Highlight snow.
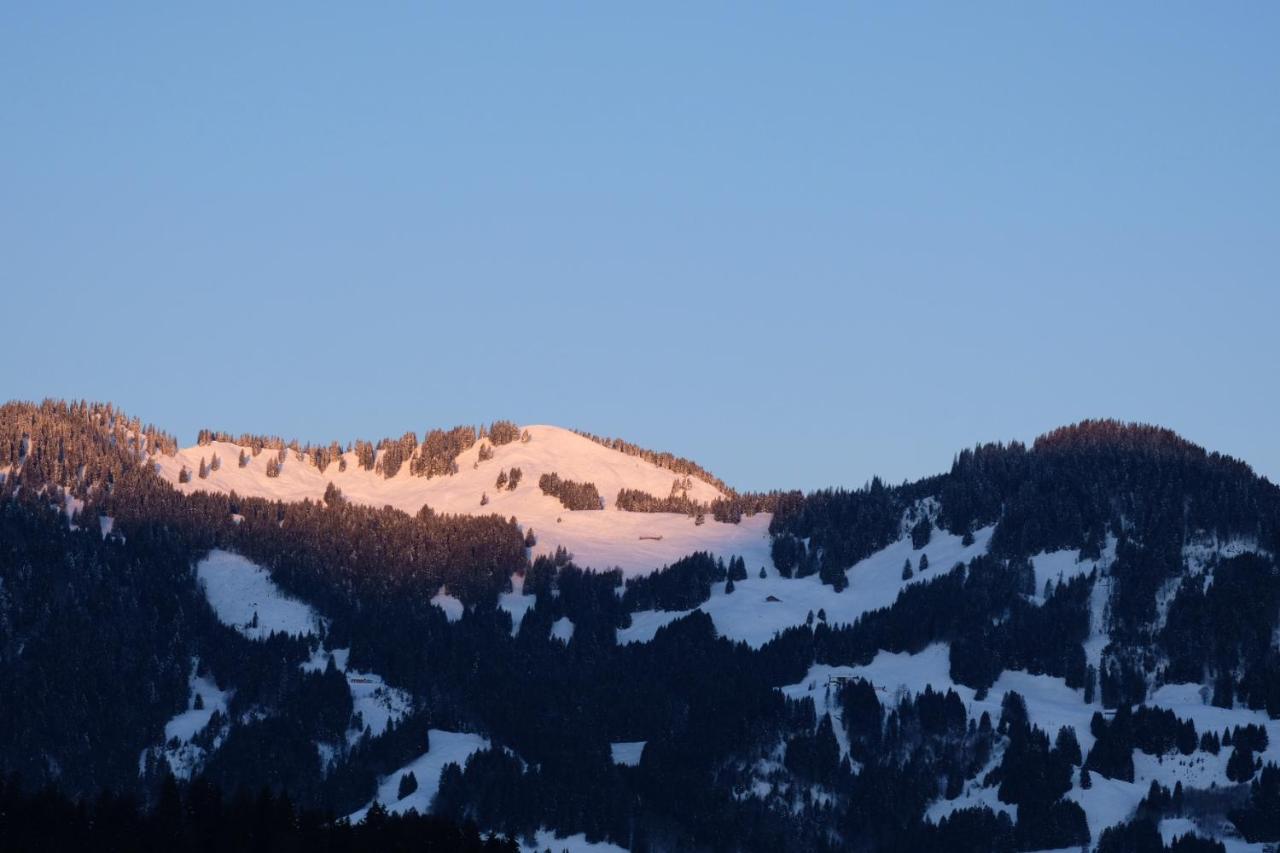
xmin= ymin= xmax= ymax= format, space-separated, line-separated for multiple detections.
xmin=197 ymin=549 xmax=324 ymax=640
xmin=147 ymin=661 xmax=232 ymax=780
xmin=1031 ymin=537 xmax=1114 ymax=601
xmin=521 ymin=830 xmax=629 ymax=853
xmin=1160 ymin=818 xmax=1264 ymax=853
xmin=550 ymin=616 xmax=575 ymax=643
xmin=619 ymin=526 xmax=994 ymax=649
xmin=157 ymin=426 xmax=770 ymax=576
xmin=499 ymin=574 xmax=535 ymax=634
xmin=431 ymin=590 xmax=465 ymax=623
xmin=301 ymin=648 xmax=412 ymax=742
xmin=349 ymin=729 xmax=491 ymax=821
xmin=1184 ymin=534 xmax=1269 ymax=575
xmin=198 ymin=554 xmax=410 ymax=746
xmin=165 ymin=672 xmax=229 ymax=742
xmin=610 ymin=741 xmax=645 ymax=767
xmin=787 ymin=640 xmax=1280 ymax=845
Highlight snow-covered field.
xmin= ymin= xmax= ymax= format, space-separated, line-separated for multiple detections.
xmin=610 ymin=741 xmax=646 ymax=767
xmin=349 ymin=729 xmax=491 ymax=821
xmin=197 ymin=549 xmax=324 ymax=640
xmin=149 ymin=661 xmax=232 ymax=779
xmin=780 ymin=639 xmax=1280 ymax=849
xmin=158 ymin=425 xmax=770 ymax=575
xmin=619 ymin=525 xmax=994 ymax=649
xmin=196 ymin=552 xmax=411 ymax=746
xmin=521 ymin=830 xmax=629 ymax=853
xmin=301 ymin=647 xmax=412 ymax=742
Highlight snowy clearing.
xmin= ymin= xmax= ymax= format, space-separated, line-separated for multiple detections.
xmin=349 ymin=729 xmax=491 ymax=821
xmin=610 ymin=741 xmax=645 ymax=767
xmin=619 ymin=526 xmax=994 ymax=649
xmin=521 ymin=830 xmax=629 ymax=853
xmin=197 ymin=550 xmax=324 ymax=640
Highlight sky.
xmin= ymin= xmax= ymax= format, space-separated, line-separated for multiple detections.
xmin=2 ymin=3 xmax=1277 ymax=492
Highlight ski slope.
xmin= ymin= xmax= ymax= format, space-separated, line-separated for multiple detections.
xmin=158 ymin=425 xmax=767 ymax=575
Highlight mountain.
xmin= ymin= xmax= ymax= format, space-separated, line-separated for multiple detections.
xmin=160 ymin=423 xmax=766 ymax=576
xmin=1 ymin=399 xmax=1278 ymax=852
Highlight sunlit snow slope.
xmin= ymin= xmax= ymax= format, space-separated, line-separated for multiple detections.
xmin=158 ymin=425 xmax=767 ymax=575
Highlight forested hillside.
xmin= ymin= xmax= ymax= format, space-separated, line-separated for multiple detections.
xmin=2 ymin=400 xmax=1278 ymax=851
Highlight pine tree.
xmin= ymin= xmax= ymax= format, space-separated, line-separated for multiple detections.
xmin=210 ymin=452 xmax=221 ymax=471
xmin=397 ymin=770 xmax=419 ymax=800
xmin=1227 ymin=745 xmax=1256 ymax=782
xmin=902 ymin=559 xmax=914 ymax=580
xmin=194 ymin=693 xmax=204 ymax=711
xmin=496 ymin=470 xmax=508 ymax=490
xmin=919 ymin=553 xmax=929 ymax=571
xmin=480 ymin=492 xmax=489 ymax=506
xmin=725 ymin=576 xmax=735 ymax=594
xmin=266 ymin=456 xmax=281 ymax=478
xmin=759 ymin=566 xmax=767 ymax=579
xmin=198 ymin=457 xmax=209 ymax=479
xmin=1079 ymin=766 xmax=1092 ymax=789
xmin=1055 ymin=726 xmax=1082 ymax=766
xmin=524 ymin=528 xmax=536 ymax=548
xmin=238 ymin=449 xmax=249 ymax=468
xmin=178 ymin=466 xmax=191 ymax=483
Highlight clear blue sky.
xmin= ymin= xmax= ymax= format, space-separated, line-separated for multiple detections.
xmin=3 ymin=3 xmax=1277 ymax=492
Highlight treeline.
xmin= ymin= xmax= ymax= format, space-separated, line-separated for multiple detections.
xmin=942 ymin=419 xmax=1280 ymax=558
xmin=0 ymin=399 xmax=177 ymax=487
xmin=538 ymin=473 xmax=602 ymax=511
xmin=0 ymin=773 xmax=517 ymax=853
xmin=768 ymin=476 xmax=939 ymax=591
xmin=614 ymin=481 xmax=798 ymax=526
xmin=615 ymin=486 xmax=707 ymax=516
xmin=571 ymin=428 xmax=733 ymax=495
xmin=194 ymin=420 xmax=530 ymax=481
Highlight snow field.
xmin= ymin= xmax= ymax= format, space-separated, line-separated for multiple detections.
xmin=348 ymin=730 xmax=491 ymax=821
xmin=619 ymin=526 xmax=995 ymax=649
xmin=158 ymin=425 xmax=771 ymax=576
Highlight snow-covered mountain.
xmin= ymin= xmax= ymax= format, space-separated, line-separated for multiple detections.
xmin=4 ymin=402 xmax=1280 ymax=852
xmin=156 ymin=424 xmax=770 ymax=576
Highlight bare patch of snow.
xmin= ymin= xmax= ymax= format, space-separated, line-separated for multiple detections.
xmin=431 ymin=590 xmax=465 ymax=623
xmin=610 ymin=741 xmax=645 ymax=767
xmin=521 ymin=830 xmax=629 ymax=853
xmin=348 ymin=729 xmax=490 ymax=821
xmin=551 ymin=616 xmax=575 ymax=643
xmin=197 ymin=550 xmax=324 ymax=640
xmin=499 ymin=573 xmax=535 ymax=634
xmin=620 ymin=526 xmax=994 ymax=649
